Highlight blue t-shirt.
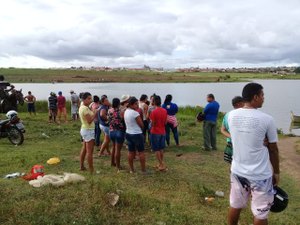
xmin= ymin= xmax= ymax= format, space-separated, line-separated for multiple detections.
xmin=99 ymin=105 xmax=109 ymax=126
xmin=162 ymin=102 xmax=178 ymax=116
xmin=204 ymin=101 xmax=220 ymax=122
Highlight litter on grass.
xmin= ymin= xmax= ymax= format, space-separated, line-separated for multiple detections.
xmin=47 ymin=157 xmax=60 ymax=165
xmin=4 ymin=172 xmax=25 ymax=179
xmin=106 ymin=193 xmax=119 ymax=206
xmin=29 ymin=173 xmax=85 ymax=188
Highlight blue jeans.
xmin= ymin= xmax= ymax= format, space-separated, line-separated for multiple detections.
xmin=125 ymin=133 xmax=144 ymax=152
xmin=150 ymin=134 xmax=166 ymax=151
xmin=165 ymin=123 xmax=179 ymax=145
xmin=94 ymin=121 xmax=101 ymax=146
xmin=109 ymin=130 xmax=125 ymax=144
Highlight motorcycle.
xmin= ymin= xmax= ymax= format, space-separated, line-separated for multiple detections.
xmin=0 ymin=110 xmax=25 ymax=145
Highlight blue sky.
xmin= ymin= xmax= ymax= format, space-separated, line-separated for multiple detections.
xmin=0 ymin=0 xmax=300 ymax=68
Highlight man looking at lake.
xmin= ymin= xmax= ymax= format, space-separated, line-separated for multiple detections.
xmin=227 ymin=83 xmax=280 ymax=225
xmin=24 ymin=91 xmax=36 ymax=115
xmin=202 ymin=94 xmax=220 ymax=151
xmin=70 ymin=90 xmax=80 ymax=121
xmin=57 ymin=91 xmax=67 ymax=123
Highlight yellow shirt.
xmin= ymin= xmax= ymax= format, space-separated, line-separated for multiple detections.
xmin=79 ymin=105 xmax=95 ymax=129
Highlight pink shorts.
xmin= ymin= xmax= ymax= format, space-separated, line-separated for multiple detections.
xmin=230 ymin=173 xmax=274 ymax=220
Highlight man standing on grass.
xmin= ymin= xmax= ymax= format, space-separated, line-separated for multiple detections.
xmin=227 ymin=83 xmax=280 ymax=225
xmin=70 ymin=90 xmax=80 ymax=121
xmin=150 ymin=95 xmax=168 ymax=171
xmin=24 ymin=91 xmax=36 ymax=115
xmin=203 ymin=93 xmax=220 ymax=151
xmin=57 ymin=91 xmax=67 ymax=123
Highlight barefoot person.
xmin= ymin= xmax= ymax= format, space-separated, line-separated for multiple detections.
xmin=108 ymin=98 xmax=126 ymax=171
xmin=79 ymin=92 xmax=97 ymax=173
xmin=124 ymin=97 xmax=146 ymax=173
xmin=150 ymin=95 xmax=168 ymax=171
xmin=57 ymin=91 xmax=67 ymax=123
xmin=227 ymin=83 xmax=280 ymax=225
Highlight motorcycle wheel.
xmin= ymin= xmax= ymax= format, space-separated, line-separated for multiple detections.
xmin=8 ymin=127 xmax=24 ymax=145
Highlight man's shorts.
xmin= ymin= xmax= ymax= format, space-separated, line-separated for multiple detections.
xmin=27 ymin=103 xmax=35 ymax=112
xmin=58 ymin=107 xmax=67 ymax=114
xmin=150 ymin=134 xmax=166 ymax=151
xmin=80 ymin=128 xmax=95 ymax=142
xmin=125 ymin=133 xmax=144 ymax=152
xmin=100 ymin=124 xmax=110 ymax=136
xmin=109 ymin=130 xmax=125 ymax=144
xmin=230 ymin=173 xmax=274 ymax=220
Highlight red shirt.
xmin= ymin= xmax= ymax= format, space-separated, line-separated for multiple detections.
xmin=57 ymin=95 xmax=66 ymax=109
xmin=150 ymin=107 xmax=167 ymax=135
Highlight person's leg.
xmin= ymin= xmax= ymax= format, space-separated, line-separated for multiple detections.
xmin=165 ymin=124 xmax=171 ymax=146
xmin=171 ymin=126 xmax=179 ymax=146
xmin=57 ymin=109 xmax=62 ymax=122
xmin=115 ymin=143 xmax=123 ymax=169
xmin=228 ymin=207 xmax=242 ymax=225
xmin=138 ymin=152 xmax=146 ymax=172
xmin=253 ymin=218 xmax=268 ymax=225
xmin=203 ymin=121 xmax=211 ymax=150
xmin=211 ymin=122 xmax=217 ymax=150
xmin=63 ymin=107 xmax=67 ymax=122
xmin=99 ymin=130 xmax=110 ymax=156
xmin=48 ymin=109 xmax=52 ymax=122
xmin=128 ymin=151 xmax=135 ymax=172
xmin=111 ymin=142 xmax=116 ymax=167
xmin=32 ymin=104 xmax=36 ymax=115
xmin=94 ymin=122 xmax=100 ymax=147
xmin=86 ymin=140 xmax=95 ymax=173
xmin=80 ymin=142 xmax=87 ymax=170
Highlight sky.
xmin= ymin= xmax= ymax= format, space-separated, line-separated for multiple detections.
xmin=1 ymin=0 xmax=300 ymax=68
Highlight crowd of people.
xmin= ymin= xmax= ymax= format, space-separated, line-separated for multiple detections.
xmin=1 ymin=74 xmax=281 ymax=224
xmin=78 ymin=93 xmax=180 ymax=174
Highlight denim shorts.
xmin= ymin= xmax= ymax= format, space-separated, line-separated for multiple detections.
xmin=125 ymin=133 xmax=144 ymax=152
xmin=109 ymin=130 xmax=125 ymax=144
xmin=150 ymin=134 xmax=166 ymax=151
xmin=80 ymin=129 xmax=95 ymax=142
xmin=100 ymin=124 xmax=110 ymax=136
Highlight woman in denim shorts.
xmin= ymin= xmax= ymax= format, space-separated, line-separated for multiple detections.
xmin=108 ymin=98 xmax=126 ymax=171
xmin=124 ymin=97 xmax=146 ymax=173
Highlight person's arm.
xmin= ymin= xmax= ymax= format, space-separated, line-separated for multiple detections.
xmin=24 ymin=95 xmax=28 ymax=102
xmin=268 ymin=143 xmax=280 ymax=186
xmin=136 ymin=115 xmax=144 ymax=130
xmin=84 ymin=111 xmax=96 ymax=124
xmin=203 ymin=104 xmax=210 ymax=114
xmin=100 ymin=108 xmax=108 ymax=121
xmin=33 ymin=96 xmax=36 ymax=102
xmin=220 ymin=124 xmax=231 ymax=138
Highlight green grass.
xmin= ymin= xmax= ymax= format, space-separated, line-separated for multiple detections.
xmin=0 ymin=108 xmax=299 ymax=225
xmin=1 ymin=68 xmax=300 ymax=83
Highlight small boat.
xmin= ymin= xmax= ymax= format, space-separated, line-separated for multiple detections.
xmin=291 ymin=111 xmax=300 ymax=123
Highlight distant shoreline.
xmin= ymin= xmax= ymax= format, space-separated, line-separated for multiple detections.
xmin=1 ymin=68 xmax=300 ymax=83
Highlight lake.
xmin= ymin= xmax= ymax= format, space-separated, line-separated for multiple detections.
xmin=14 ymin=80 xmax=300 ymax=135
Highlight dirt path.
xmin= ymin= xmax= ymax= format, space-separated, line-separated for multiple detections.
xmin=278 ymin=137 xmax=300 ymax=186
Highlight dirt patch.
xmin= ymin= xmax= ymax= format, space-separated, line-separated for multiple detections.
xmin=278 ymin=137 xmax=300 ymax=185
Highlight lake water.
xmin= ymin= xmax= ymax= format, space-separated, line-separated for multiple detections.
xmin=14 ymin=80 xmax=300 ymax=135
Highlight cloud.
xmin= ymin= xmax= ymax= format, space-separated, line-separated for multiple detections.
xmin=0 ymin=0 xmax=300 ymax=68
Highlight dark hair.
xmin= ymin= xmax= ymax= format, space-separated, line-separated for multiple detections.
xmin=112 ymin=98 xmax=120 ymax=108
xmin=128 ymin=96 xmax=138 ymax=106
xmin=28 ymin=91 xmax=32 ymax=94
xmin=242 ymin=83 xmax=263 ymax=102
xmin=0 ymin=75 xmax=4 ymax=81
xmin=93 ymin=95 xmax=100 ymax=103
xmin=101 ymin=95 xmax=107 ymax=104
xmin=231 ymin=96 xmax=244 ymax=106
xmin=140 ymin=94 xmax=148 ymax=101
xmin=82 ymin=92 xmax=92 ymax=100
xmin=207 ymin=94 xmax=215 ymax=100
xmin=164 ymin=94 xmax=172 ymax=104
xmin=154 ymin=95 xmax=161 ymax=106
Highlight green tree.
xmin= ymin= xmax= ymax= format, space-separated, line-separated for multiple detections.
xmin=294 ymin=67 xmax=300 ymax=73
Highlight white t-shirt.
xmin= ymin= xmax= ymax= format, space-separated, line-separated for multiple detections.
xmin=228 ymin=108 xmax=278 ymax=180
xmin=124 ymin=108 xmax=142 ymax=134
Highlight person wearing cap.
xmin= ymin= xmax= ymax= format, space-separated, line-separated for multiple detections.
xmin=48 ymin=92 xmax=58 ymax=123
xmin=227 ymin=83 xmax=280 ymax=225
xmin=70 ymin=90 xmax=80 ymax=121
xmin=57 ymin=91 xmax=67 ymax=123
xmin=120 ymin=94 xmax=130 ymax=113
xmin=220 ymin=96 xmax=244 ymax=164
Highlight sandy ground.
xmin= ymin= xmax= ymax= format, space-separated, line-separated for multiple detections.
xmin=278 ymin=137 xmax=300 ymax=186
